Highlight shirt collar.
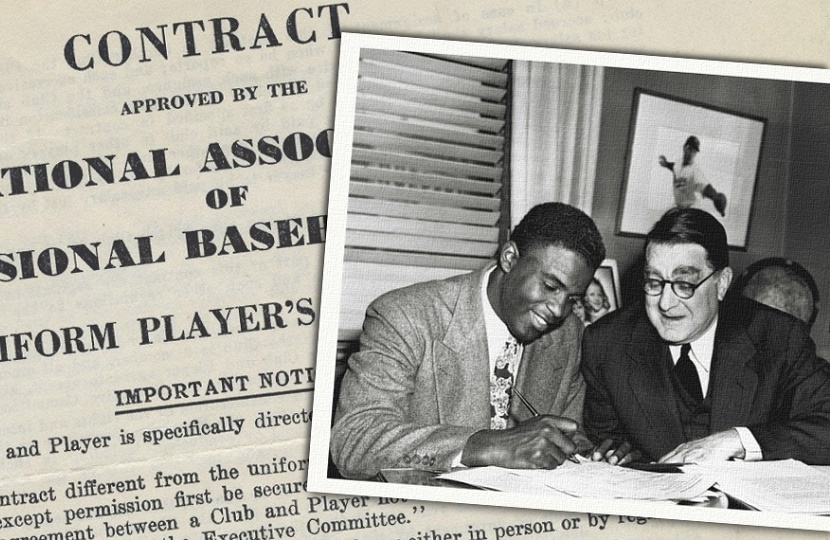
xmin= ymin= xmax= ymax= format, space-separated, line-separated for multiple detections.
xmin=669 ymin=315 xmax=718 ymax=371
xmin=481 ymin=266 xmax=516 ymax=358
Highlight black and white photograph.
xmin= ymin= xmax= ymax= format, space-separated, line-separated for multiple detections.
xmin=309 ymin=34 xmax=830 ymax=531
xmin=576 ymin=260 xmax=621 ymax=326
xmin=618 ymin=89 xmax=766 ymax=248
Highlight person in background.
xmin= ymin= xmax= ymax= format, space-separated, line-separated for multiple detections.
xmin=331 ymin=203 xmax=606 ymax=479
xmin=582 ymin=207 xmax=830 ymax=466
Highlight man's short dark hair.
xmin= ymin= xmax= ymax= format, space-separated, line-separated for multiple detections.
xmin=685 ymin=136 xmax=700 ymax=152
xmin=510 ymin=202 xmax=606 ymax=270
xmin=646 ymin=207 xmax=729 ymax=270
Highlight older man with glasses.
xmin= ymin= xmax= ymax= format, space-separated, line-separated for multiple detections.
xmin=580 ymin=207 xmax=830 ymax=465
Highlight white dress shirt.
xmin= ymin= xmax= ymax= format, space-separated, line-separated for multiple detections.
xmin=481 ymin=267 xmax=524 ymax=380
xmin=453 ymin=267 xmax=524 ymax=467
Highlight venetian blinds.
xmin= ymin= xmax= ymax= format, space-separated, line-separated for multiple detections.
xmin=345 ymin=49 xmax=510 ymax=271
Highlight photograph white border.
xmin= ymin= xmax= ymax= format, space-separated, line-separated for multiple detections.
xmin=308 ymin=32 xmax=830 ymax=532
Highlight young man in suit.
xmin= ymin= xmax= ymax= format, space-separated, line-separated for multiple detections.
xmin=331 ymin=203 xmax=606 ymax=479
xmin=582 ymin=207 xmax=830 ymax=465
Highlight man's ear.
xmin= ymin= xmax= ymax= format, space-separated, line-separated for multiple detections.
xmin=498 ymin=241 xmax=520 ymax=274
xmin=716 ymin=267 xmax=733 ymax=301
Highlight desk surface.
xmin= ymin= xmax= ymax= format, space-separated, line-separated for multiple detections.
xmin=379 ymin=463 xmax=830 ymax=512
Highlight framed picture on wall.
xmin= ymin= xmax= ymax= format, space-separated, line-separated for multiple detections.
xmin=578 ymin=259 xmax=621 ymax=326
xmin=617 ymin=88 xmax=766 ymax=249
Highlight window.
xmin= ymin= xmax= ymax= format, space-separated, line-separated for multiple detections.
xmin=340 ymin=49 xmax=511 ymax=339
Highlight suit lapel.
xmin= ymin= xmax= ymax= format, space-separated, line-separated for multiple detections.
xmin=434 ymin=270 xmax=490 ymax=430
xmin=513 ymin=331 xmax=567 ymax=423
xmin=709 ymin=319 xmax=759 ymax=433
xmin=626 ymin=317 xmax=685 ymax=449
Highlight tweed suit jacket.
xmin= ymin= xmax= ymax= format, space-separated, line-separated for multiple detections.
xmin=331 ymin=268 xmax=586 ymax=479
xmin=582 ymin=296 xmax=830 ymax=464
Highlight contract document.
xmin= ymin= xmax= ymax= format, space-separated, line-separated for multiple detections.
xmin=439 ymin=460 xmax=716 ymax=501
xmin=685 ymin=460 xmax=830 ymax=514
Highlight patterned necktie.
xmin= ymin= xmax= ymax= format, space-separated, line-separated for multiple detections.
xmin=675 ymin=343 xmax=703 ymax=403
xmin=490 ymin=337 xmax=521 ymax=429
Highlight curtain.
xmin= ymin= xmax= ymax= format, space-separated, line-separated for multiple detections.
xmin=510 ymin=62 xmax=604 ymax=225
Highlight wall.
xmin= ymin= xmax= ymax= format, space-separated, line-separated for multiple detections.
xmin=590 ymin=67 xmax=829 ymax=357
xmin=786 ymin=82 xmax=830 ymax=358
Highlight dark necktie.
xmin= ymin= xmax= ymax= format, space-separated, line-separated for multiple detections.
xmin=675 ymin=343 xmax=703 ymax=403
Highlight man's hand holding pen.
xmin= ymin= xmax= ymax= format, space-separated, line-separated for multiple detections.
xmin=511 ymin=386 xmax=580 ymax=464
xmin=460 ymin=387 xmax=582 ymax=469
xmin=461 ymin=415 xmax=581 ymax=469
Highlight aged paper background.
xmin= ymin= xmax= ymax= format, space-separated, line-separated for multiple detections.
xmin=1 ymin=1 xmax=828 ymax=539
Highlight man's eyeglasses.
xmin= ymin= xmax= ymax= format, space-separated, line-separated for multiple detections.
xmin=643 ymin=271 xmax=717 ymax=300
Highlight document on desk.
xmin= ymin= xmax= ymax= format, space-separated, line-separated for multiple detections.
xmin=439 ymin=461 xmax=715 ymax=501
xmin=438 ymin=467 xmax=567 ymax=496
xmin=687 ymin=460 xmax=830 ymax=514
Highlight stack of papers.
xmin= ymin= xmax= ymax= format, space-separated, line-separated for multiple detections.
xmin=439 ymin=459 xmax=830 ymax=513
xmin=684 ymin=459 xmax=830 ymax=514
xmin=439 ymin=466 xmax=568 ymax=497
xmin=439 ymin=459 xmax=716 ymax=501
